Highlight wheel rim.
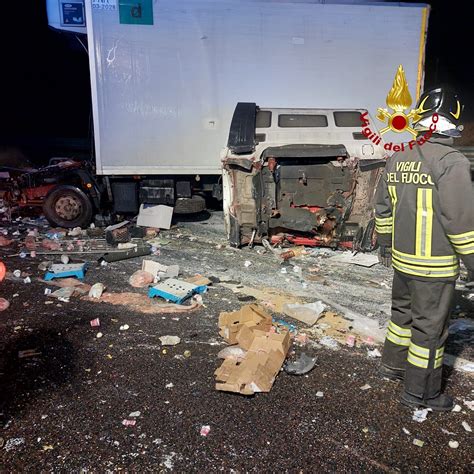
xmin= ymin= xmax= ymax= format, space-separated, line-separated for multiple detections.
xmin=54 ymin=195 xmax=83 ymax=221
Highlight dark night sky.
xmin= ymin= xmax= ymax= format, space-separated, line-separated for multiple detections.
xmin=1 ymin=0 xmax=473 ymax=162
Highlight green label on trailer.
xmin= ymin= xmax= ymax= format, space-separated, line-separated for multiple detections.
xmin=119 ymin=0 xmax=153 ymax=25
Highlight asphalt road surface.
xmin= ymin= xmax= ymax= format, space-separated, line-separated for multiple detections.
xmin=0 ymin=212 xmax=472 ymax=471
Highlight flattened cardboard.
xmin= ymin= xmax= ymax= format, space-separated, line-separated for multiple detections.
xmin=215 ymin=306 xmax=290 ymax=395
xmin=137 ymin=204 xmax=173 ymax=229
xmin=218 ymin=304 xmax=272 ymax=345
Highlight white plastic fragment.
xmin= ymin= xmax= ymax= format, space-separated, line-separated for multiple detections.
xmin=413 ymin=438 xmax=424 ymax=447
xmin=4 ymin=437 xmax=25 ymax=451
xmin=402 ymin=428 xmax=410 ymax=435
xmin=244 ymin=260 xmax=252 ymax=267
xmin=316 ymin=391 xmax=324 ymax=398
xmin=129 ymin=411 xmax=141 ymax=417
xmin=159 ymin=335 xmax=181 ymax=346
xmin=360 ymin=384 xmax=372 ymax=391
xmin=119 ymin=325 xmax=130 ymax=331
xmin=452 ymin=404 xmax=462 ymax=412
xmin=13 ymin=269 xmax=21 ymax=278
xmin=165 ymin=383 xmax=174 ymax=389
xmin=96 ymin=332 xmax=103 ymax=338
xmin=367 ymin=348 xmax=382 ymax=358
xmin=88 ymin=283 xmax=105 ymax=299
xmin=448 ymin=440 xmax=459 ymax=449
xmin=463 ymin=400 xmax=474 ymax=411
xmin=412 ymin=408 xmax=431 ymax=423
xmin=462 ymin=421 xmax=472 ymax=432
xmin=441 ymin=428 xmax=455 ymax=435
xmin=60 ymin=255 xmax=70 ymax=264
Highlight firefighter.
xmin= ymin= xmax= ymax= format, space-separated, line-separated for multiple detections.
xmin=375 ymin=86 xmax=474 ymax=411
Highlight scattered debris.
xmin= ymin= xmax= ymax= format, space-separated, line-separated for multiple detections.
xmin=129 ymin=270 xmax=154 ymax=288
xmin=463 ymin=400 xmax=474 ymax=411
xmin=165 ymin=382 xmax=174 ymax=389
xmin=0 ymin=298 xmax=10 ymax=311
xmin=402 ymin=428 xmax=410 ymax=435
xmin=49 ymin=287 xmax=75 ymax=302
xmin=4 ymin=438 xmax=25 ymax=452
xmin=412 ymin=408 xmax=431 ymax=423
xmin=83 ymin=292 xmax=200 ymax=314
xmin=96 ymin=332 xmax=103 ymax=338
xmin=282 ymin=301 xmax=326 ymax=326
xmin=200 ymin=425 xmax=211 ymax=437
xmin=448 ymin=440 xmax=459 ymax=449
xmin=119 ymin=324 xmax=130 ymax=331
xmin=90 ymin=318 xmax=100 ymax=327
xmin=217 ymin=346 xmax=247 ymax=361
xmin=142 ymin=260 xmax=179 ymax=280
xmin=461 ymin=421 xmax=472 ymax=432
xmin=412 ymin=438 xmax=424 ymax=447
xmin=122 ymin=419 xmax=136 ymax=427
xmin=329 ymin=252 xmax=380 ymax=267
xmin=183 ymin=350 xmax=191 ymax=358
xmin=129 ymin=411 xmax=141 ymax=417
xmin=244 ymin=260 xmax=252 ymax=267
xmin=219 ymin=305 xmax=272 ymax=345
xmin=159 ymin=335 xmax=181 ymax=346
xmin=316 ymin=391 xmax=324 ymax=398
xmin=284 ymin=353 xmax=317 ymax=375
xmin=149 ymin=278 xmax=207 ymax=304
xmin=18 ymin=349 xmax=41 ymax=358
xmin=137 ymin=204 xmax=173 ymax=229
xmin=441 ymin=428 xmax=455 ymax=435
xmin=346 ymin=335 xmax=356 ymax=347
xmin=88 ymin=283 xmax=105 ymax=299
xmin=367 ymin=348 xmax=382 ymax=358
xmin=280 ymin=246 xmax=306 ymax=261
xmin=452 ymin=404 xmax=462 ymax=412
xmin=44 ymin=263 xmax=87 ymax=281
xmin=360 ymin=384 xmax=372 ymax=391
xmin=319 ymin=336 xmax=339 ymax=350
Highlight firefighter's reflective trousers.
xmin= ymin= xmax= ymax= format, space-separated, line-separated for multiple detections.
xmin=382 ymin=271 xmax=455 ymax=398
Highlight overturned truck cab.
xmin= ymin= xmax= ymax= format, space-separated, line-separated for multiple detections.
xmin=222 ymin=103 xmax=387 ymax=251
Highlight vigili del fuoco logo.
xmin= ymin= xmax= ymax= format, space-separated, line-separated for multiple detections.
xmin=360 ymin=65 xmax=438 ymax=152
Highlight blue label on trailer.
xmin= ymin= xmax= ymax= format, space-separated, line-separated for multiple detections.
xmin=61 ymin=2 xmax=86 ymax=26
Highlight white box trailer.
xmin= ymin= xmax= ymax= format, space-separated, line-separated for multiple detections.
xmin=44 ymin=0 xmax=429 ymax=230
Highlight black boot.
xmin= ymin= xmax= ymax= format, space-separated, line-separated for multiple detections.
xmin=379 ymin=364 xmax=405 ymax=381
xmin=400 ymin=391 xmax=454 ymax=412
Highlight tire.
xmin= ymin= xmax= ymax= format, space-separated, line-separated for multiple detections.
xmin=43 ymin=185 xmax=93 ymax=228
xmin=173 ymin=195 xmax=206 ymax=214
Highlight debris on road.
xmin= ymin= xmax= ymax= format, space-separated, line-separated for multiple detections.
xmin=119 ymin=324 xmax=130 ymax=331
xmin=367 ymin=348 xmax=382 ymax=358
xmin=137 ymin=204 xmax=173 ymax=229
xmin=88 ymin=283 xmax=105 ymax=299
xmin=0 ymin=298 xmax=10 ymax=311
xmin=96 ymin=332 xmax=103 ymax=338
xmin=122 ymin=419 xmax=137 ymax=427
xmin=148 ymin=278 xmax=207 ymax=304
xmin=413 ymin=438 xmax=424 ymax=448
xmin=218 ymin=305 xmax=272 ymax=345
xmin=346 ymin=335 xmax=356 ymax=347
xmin=200 ymin=425 xmax=211 ymax=437
xmin=448 ymin=440 xmax=459 ymax=449
xmin=217 ymin=346 xmax=247 ymax=361
xmin=319 ymin=336 xmax=340 ymax=350
xmin=159 ymin=335 xmax=181 ymax=346
xmin=282 ymin=301 xmax=326 ymax=326
xmin=329 ymin=252 xmax=380 ymax=267
xmin=462 ymin=421 xmax=472 ymax=432
xmin=44 ymin=263 xmax=87 ymax=281
xmin=284 ymin=352 xmax=317 ymax=375
xmin=452 ymin=404 xmax=462 ymax=412
xmin=412 ymin=408 xmax=431 ymax=423
xmin=90 ymin=318 xmax=100 ymax=327
xmin=129 ymin=269 xmax=154 ymax=288
xmin=316 ymin=391 xmax=324 ymax=398
xmin=49 ymin=287 xmax=75 ymax=302
xmin=4 ymin=438 xmax=25 ymax=452
xmin=360 ymin=384 xmax=372 ymax=391
xmin=142 ymin=260 xmax=179 ymax=280
xmin=215 ymin=305 xmax=290 ymax=395
xmin=129 ymin=411 xmax=141 ymax=417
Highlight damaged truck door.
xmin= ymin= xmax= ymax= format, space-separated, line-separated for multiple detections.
xmin=222 ymin=103 xmax=387 ymax=250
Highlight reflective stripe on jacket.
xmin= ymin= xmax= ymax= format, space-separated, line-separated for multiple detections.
xmin=374 ymin=140 xmax=474 ymax=280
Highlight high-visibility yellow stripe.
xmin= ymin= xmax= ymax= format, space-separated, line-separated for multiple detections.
xmin=388 ymin=186 xmax=397 ymax=239
xmin=425 ymin=189 xmax=433 ymax=256
xmin=389 ymin=321 xmax=412 ymax=337
xmin=435 ymin=347 xmax=444 ymax=358
xmin=408 ymin=353 xmax=429 ymax=369
xmin=386 ymin=331 xmax=410 ymax=347
xmin=452 ymin=243 xmax=474 ymax=255
xmin=434 ymin=358 xmax=443 ymax=369
xmin=447 ymin=230 xmax=474 ymax=242
xmin=392 ymin=248 xmax=458 ymax=265
xmin=375 ymin=217 xmax=393 ymax=225
xmin=392 ymin=248 xmax=457 ymax=264
xmin=392 ymin=256 xmax=458 ymax=272
xmin=376 ymin=225 xmax=392 ymax=234
xmin=415 ymin=188 xmax=433 ymax=257
xmin=409 ymin=341 xmax=429 ymax=358
xmin=392 ymin=260 xmax=459 ymax=278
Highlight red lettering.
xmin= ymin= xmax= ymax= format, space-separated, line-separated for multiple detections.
xmin=384 ymin=142 xmax=393 ymax=151
xmin=393 ymin=145 xmax=401 ymax=152
xmin=432 ymin=113 xmax=439 ymax=123
xmin=363 ymin=127 xmax=371 ymax=136
xmin=409 ymin=140 xmax=417 ymax=150
xmin=360 ymin=111 xmax=370 ymax=127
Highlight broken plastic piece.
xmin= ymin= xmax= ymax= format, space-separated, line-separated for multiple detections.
xmin=200 ymin=425 xmax=211 ymax=436
xmin=148 ymin=278 xmax=207 ymax=304
xmin=284 ymin=353 xmax=317 ymax=375
xmin=89 ymin=283 xmax=105 ymax=299
xmin=282 ymin=301 xmax=326 ymax=326
xmin=44 ymin=263 xmax=87 ymax=281
xmin=159 ymin=335 xmax=181 ymax=346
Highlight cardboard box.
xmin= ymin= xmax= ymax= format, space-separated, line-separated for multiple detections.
xmin=218 ymin=304 xmax=272 ymax=345
xmin=215 ymin=311 xmax=290 ymax=395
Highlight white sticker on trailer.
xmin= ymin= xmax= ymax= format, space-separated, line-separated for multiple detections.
xmin=92 ymin=0 xmax=117 ymax=10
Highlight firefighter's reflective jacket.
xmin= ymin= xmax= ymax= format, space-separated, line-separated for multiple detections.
xmin=375 ymin=140 xmax=474 ymax=280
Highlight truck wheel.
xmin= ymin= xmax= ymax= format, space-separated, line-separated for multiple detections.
xmin=43 ymin=185 xmax=93 ymax=228
xmin=174 ymin=195 xmax=206 ymax=214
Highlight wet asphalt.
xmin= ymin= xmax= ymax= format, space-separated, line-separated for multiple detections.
xmin=0 ymin=213 xmax=473 ymax=472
